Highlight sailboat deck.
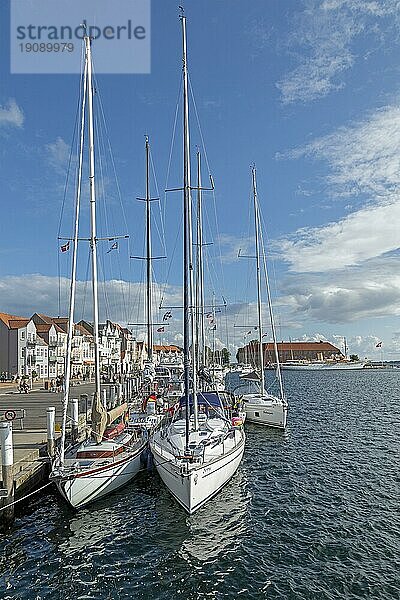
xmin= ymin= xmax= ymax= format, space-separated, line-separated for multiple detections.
xmin=62 ymin=431 xmax=143 ymax=472
xmin=152 ymin=417 xmax=242 ymax=468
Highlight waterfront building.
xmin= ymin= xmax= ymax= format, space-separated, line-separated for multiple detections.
xmin=236 ymin=340 xmax=343 ymax=366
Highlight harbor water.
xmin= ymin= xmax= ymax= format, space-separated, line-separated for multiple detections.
xmin=0 ymin=370 xmax=399 ymax=599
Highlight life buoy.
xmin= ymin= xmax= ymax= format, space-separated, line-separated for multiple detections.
xmin=4 ymin=409 xmax=16 ymax=421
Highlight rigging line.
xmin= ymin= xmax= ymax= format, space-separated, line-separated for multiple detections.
xmin=98 ymin=243 xmax=111 ymax=323
xmin=97 ymin=109 xmax=126 ymax=326
xmin=258 ymin=207 xmax=282 ymax=338
xmin=187 ymin=75 xmax=226 ymax=295
xmin=159 ymin=212 xmax=184 ymax=307
xmin=149 ymin=144 xmax=167 ymax=261
xmin=57 ymin=46 xmax=85 ymax=320
xmin=94 ymin=116 xmax=110 ymax=323
xmin=97 ymin=122 xmax=129 ymax=325
xmin=93 ymin=73 xmax=130 ymax=239
xmin=162 ymin=77 xmax=182 ymax=295
xmin=93 ymin=73 xmax=131 ymax=328
xmin=0 ymin=481 xmax=53 ymax=513
xmin=57 ymin=247 xmax=61 ymax=318
xmin=80 ymin=248 xmax=91 ymax=323
xmin=164 ymin=75 xmax=183 ymax=225
xmin=57 ymin=78 xmax=82 ymax=239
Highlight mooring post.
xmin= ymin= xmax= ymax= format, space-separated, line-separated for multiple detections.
xmin=118 ymin=383 xmax=123 ymax=400
xmin=46 ymin=406 xmax=55 ymax=458
xmin=71 ymin=398 xmax=79 ymax=441
xmin=0 ymin=421 xmax=14 ymax=522
xmin=102 ymin=389 xmax=107 ymax=409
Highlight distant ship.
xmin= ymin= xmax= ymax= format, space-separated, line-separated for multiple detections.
xmin=280 ymin=360 xmax=366 ymax=371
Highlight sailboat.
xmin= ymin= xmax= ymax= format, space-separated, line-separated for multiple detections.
xmin=240 ymin=167 xmax=288 ymax=429
xmin=50 ymin=35 xmax=147 ymax=509
xmin=150 ymin=14 xmax=245 ymax=515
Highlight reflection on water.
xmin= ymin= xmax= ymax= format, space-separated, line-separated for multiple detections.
xmin=0 ymin=370 xmax=399 ymax=599
xmin=179 ymin=469 xmax=250 ymax=563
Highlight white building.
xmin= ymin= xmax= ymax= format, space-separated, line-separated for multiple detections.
xmin=98 ymin=320 xmax=122 ymax=380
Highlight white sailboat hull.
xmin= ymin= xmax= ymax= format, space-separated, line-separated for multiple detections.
xmin=53 ymin=442 xmax=146 ymax=509
xmin=243 ymin=394 xmax=287 ymax=428
xmin=151 ymin=430 xmax=245 ymax=514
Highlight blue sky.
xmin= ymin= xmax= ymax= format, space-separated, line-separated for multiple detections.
xmin=1 ymin=0 xmax=400 ymax=359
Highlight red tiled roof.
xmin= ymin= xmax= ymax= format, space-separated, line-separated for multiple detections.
xmin=0 ymin=312 xmax=28 ymax=327
xmin=35 ymin=324 xmax=52 ymax=333
xmin=154 ymin=345 xmax=182 ymax=352
xmin=9 ymin=319 xmax=30 ymax=330
xmin=34 ymin=313 xmax=54 ymax=325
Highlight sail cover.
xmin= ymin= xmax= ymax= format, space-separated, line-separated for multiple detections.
xmin=179 ymin=392 xmax=223 ymax=409
xmin=91 ymin=391 xmax=107 ymax=443
xmin=106 ymin=402 xmax=128 ymax=426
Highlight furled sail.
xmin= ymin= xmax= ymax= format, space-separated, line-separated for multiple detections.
xmin=91 ymin=391 xmax=107 ymax=443
xmin=106 ymin=402 xmax=128 ymax=426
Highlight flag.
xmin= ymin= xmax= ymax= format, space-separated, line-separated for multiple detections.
xmin=163 ymin=311 xmax=172 ymax=321
xmin=107 ymin=241 xmax=118 ymax=254
xmin=210 ymin=324 xmax=216 ymax=331
xmin=262 ymin=332 xmax=268 ymax=338
xmin=60 ymin=241 xmax=70 ymax=253
xmin=376 ymin=341 xmax=382 ymax=348
xmin=157 ymin=326 xmax=165 ymax=333
xmin=206 ymin=313 xmax=213 ymax=319
xmin=246 ymin=330 xmax=252 ymax=335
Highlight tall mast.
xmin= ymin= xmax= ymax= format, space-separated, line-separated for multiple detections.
xmin=181 ymin=14 xmax=198 ymax=440
xmin=252 ymin=167 xmax=265 ymax=395
xmin=60 ymin=51 xmax=88 ymax=465
xmin=211 ymin=291 xmax=216 ymax=379
xmin=86 ymin=35 xmax=101 ymax=400
xmin=145 ymin=136 xmax=153 ymax=363
xmin=258 ymin=180 xmax=285 ymax=402
xmin=195 ymin=149 xmax=206 ymax=376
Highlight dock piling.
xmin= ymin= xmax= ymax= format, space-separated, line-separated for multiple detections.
xmin=71 ymin=399 xmax=79 ymax=441
xmin=0 ymin=421 xmax=15 ymax=521
xmin=46 ymin=407 xmax=55 ymax=457
xmin=102 ymin=389 xmax=107 ymax=409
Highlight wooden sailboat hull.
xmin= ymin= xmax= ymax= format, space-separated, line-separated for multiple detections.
xmin=53 ymin=442 xmax=146 ymax=509
xmin=150 ymin=429 xmax=245 ymax=515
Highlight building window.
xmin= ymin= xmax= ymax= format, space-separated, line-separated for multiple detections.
xmin=21 ymin=332 xmax=25 ymax=339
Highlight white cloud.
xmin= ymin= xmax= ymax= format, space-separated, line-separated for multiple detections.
xmin=277 ymin=0 xmax=400 ymax=104
xmin=284 ymin=106 xmax=400 ymax=196
xmin=0 ymin=99 xmax=24 ymax=128
xmin=278 ymin=105 xmax=400 ymax=271
xmin=218 ymin=233 xmax=254 ymax=264
xmin=279 ymin=256 xmax=400 ymax=324
xmin=279 ymin=198 xmax=400 ymax=272
xmin=45 ymin=137 xmax=71 ymax=173
xmin=0 ymin=274 xmax=183 ymax=335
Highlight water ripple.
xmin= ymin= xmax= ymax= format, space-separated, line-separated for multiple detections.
xmin=1 ymin=370 xmax=399 ymax=599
